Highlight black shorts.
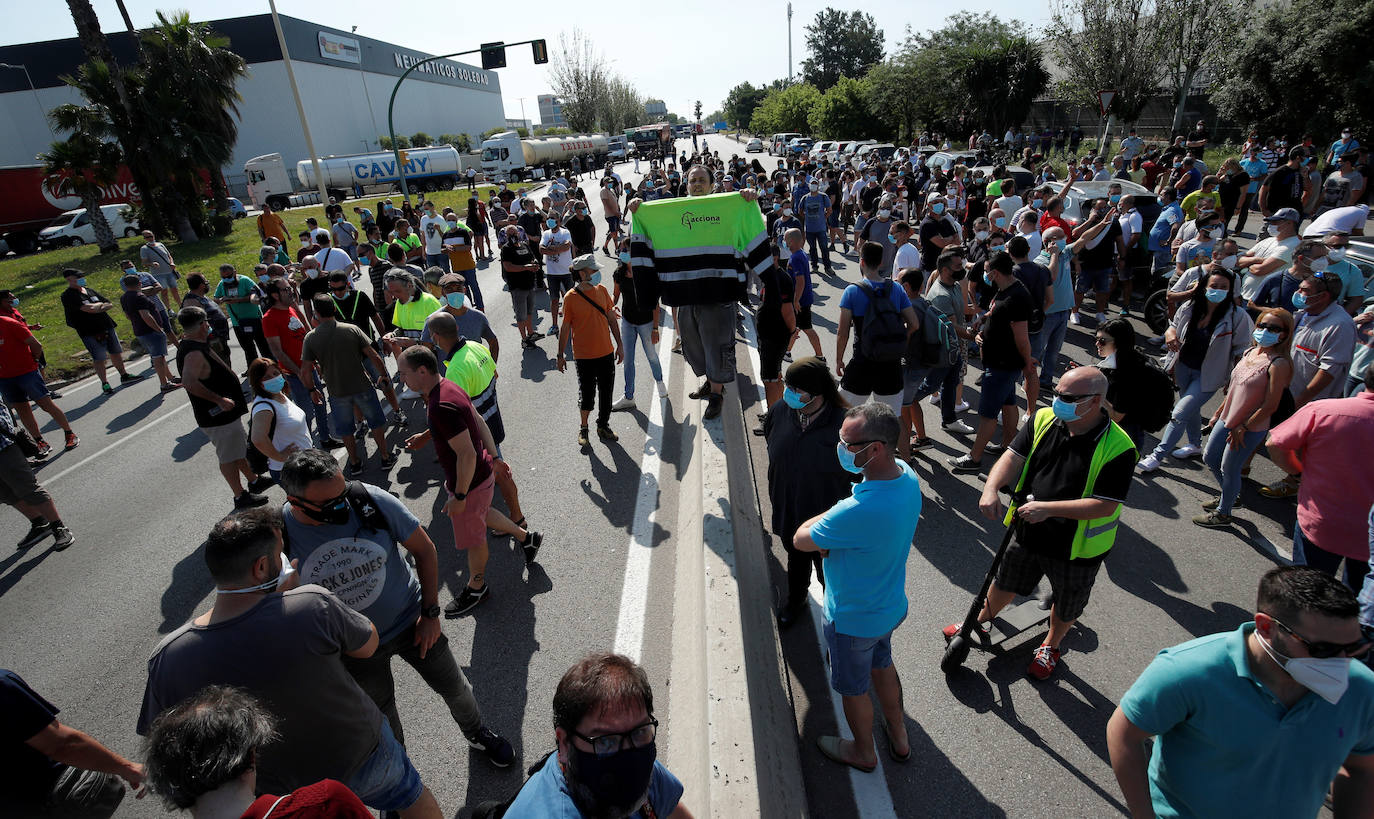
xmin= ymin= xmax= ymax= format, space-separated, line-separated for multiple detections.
xmin=796 ymin=303 xmax=814 ymax=330
xmin=840 ymin=355 xmax=903 ymax=397
xmin=994 ymin=539 xmax=1104 ymax=623
xmin=759 ymin=333 xmax=787 ymax=381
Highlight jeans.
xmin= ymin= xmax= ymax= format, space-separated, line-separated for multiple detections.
xmin=805 ymin=229 xmax=831 ymax=270
xmin=1295 ymin=522 xmax=1371 ymax=593
xmin=1347 ymin=375 xmax=1367 ymax=397
xmin=22 ymin=765 xmax=125 ymax=819
xmin=343 ymin=627 xmax=484 ymax=746
xmin=457 ymin=267 xmax=485 ymax=312
xmin=620 ymin=318 xmax=663 ymax=398
xmin=1202 ymin=424 xmax=1266 ymax=514
xmin=425 ymin=252 xmax=450 ymax=274
xmin=1038 ymin=310 xmax=1070 ymax=387
xmin=284 ymin=371 xmax=333 ymax=440
xmin=1150 ymin=363 xmax=1212 ymax=458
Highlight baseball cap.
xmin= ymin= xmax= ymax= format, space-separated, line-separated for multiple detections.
xmin=1264 ymin=207 xmax=1301 ymax=224
xmin=570 ymin=253 xmax=600 ymax=272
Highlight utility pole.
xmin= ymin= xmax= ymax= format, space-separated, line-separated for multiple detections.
xmin=352 ymin=25 xmax=380 ymax=147
xmin=517 ymin=96 xmax=527 ymax=128
xmin=268 ymin=0 xmax=330 ymax=206
xmin=787 ymin=2 xmax=793 ymax=85
xmin=0 ymin=63 xmax=52 ymax=137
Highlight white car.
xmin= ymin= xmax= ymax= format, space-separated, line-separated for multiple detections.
xmin=745 ymin=138 xmax=764 ymax=153
xmin=38 ymin=204 xmax=137 ymax=249
xmin=809 ymin=140 xmax=838 ymax=161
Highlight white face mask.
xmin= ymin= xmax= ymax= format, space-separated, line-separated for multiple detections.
xmin=1327 ymin=247 xmax=1348 ymax=263
xmin=878 ymin=209 xmax=891 ymax=219
xmin=1100 ymin=352 xmax=1117 ymax=369
xmin=217 ymin=556 xmax=295 ymax=595
xmin=1257 ymin=628 xmax=1352 ymax=705
xmin=1216 ymin=254 xmax=1238 ymax=271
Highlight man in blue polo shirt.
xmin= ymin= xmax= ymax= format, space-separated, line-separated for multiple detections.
xmin=1108 ymin=566 xmax=1374 ymax=818
xmin=795 ymin=402 xmax=922 ymax=773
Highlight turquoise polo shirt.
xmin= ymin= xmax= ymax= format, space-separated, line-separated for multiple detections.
xmin=809 ymin=459 xmax=922 ymax=638
xmin=1120 ymin=623 xmax=1374 ymax=818
xmin=1329 ymin=258 xmax=1366 ymax=304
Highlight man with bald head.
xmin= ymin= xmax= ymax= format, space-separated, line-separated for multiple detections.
xmin=941 ymin=366 xmax=1137 ymax=680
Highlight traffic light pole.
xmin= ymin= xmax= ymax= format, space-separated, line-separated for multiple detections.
xmin=387 ymin=38 xmax=545 ymax=204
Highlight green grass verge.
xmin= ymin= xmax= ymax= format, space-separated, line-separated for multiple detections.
xmin=0 ymin=185 xmax=503 ymax=381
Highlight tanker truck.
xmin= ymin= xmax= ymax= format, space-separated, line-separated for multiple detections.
xmin=479 ymin=132 xmax=608 ymax=182
xmin=243 ymin=146 xmax=463 ymax=211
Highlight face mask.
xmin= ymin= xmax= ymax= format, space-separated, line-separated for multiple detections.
xmin=931 ymin=203 xmax=945 ymax=215
xmin=1216 ymin=255 xmax=1237 ymax=271
xmin=585 ymin=271 xmax=602 ymax=287
xmin=782 ymin=386 xmax=808 ymax=409
xmin=446 ymin=220 xmax=458 ymax=229
xmin=76 ymin=277 xmax=88 ymax=287
xmin=1205 ymin=288 xmax=1228 ymax=303
xmin=809 ymin=184 xmax=819 ymax=192
xmin=988 ymin=245 xmax=1005 ymax=256
xmin=1252 ymin=328 xmax=1280 ymax=347
xmin=566 ymin=742 xmax=658 ymax=818
xmin=1257 ymin=629 xmax=1351 ymax=705
xmin=1051 ymin=396 xmax=1084 ymax=422
xmin=618 ymin=251 xmax=631 ymax=264
xmin=1292 ymin=292 xmax=1309 ymax=309
xmin=994 ymin=217 xmax=1007 ymax=228
xmin=1308 ymin=257 xmax=1329 ymax=273
xmin=546 ymin=219 xmax=557 ymax=229
xmin=1100 ymin=352 xmax=1117 ymax=369
xmin=306 ymin=268 xmax=321 ymax=279
xmin=1055 ymin=239 xmax=1068 ymax=251
xmin=257 ymin=274 xmax=270 ymax=284
xmin=294 ymin=492 xmax=353 ymax=526
xmin=887 ymin=233 xmax=898 ymax=244
xmin=878 ymin=209 xmax=891 ymax=219
xmin=1173 ymin=162 xmax=1182 ymax=169
xmin=783 ymin=209 xmax=793 ymax=217
xmin=983 ymin=272 xmax=995 ymax=287
xmin=445 ymin=292 xmax=466 ymax=309
xmin=8 ymin=298 xmax=17 ymax=308
xmin=216 ymin=555 xmax=295 ymax=595
xmin=300 ymin=240 xmax=310 ymax=248
xmin=974 ymin=230 xmax=990 ymax=241
xmin=1032 ymin=198 xmax=1044 ymax=209
xmin=263 ymin=375 xmax=287 ymax=394
xmin=1343 ymin=132 xmax=1352 ymax=140
xmin=835 ymin=440 xmax=873 ymax=474
xmin=1327 ymin=247 xmax=1347 ymax=263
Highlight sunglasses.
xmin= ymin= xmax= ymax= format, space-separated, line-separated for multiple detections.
xmin=1052 ymin=390 xmax=1094 ymax=403
xmin=1273 ymin=618 xmax=1374 ymax=659
xmin=1256 ymin=323 xmax=1285 ymax=332
xmin=1093 ymin=337 xmax=1112 ymax=346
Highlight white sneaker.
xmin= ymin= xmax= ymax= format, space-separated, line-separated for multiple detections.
xmin=953 ymin=401 xmax=970 ymax=413
xmin=1069 ymin=312 xmax=1082 ymax=326
xmin=1095 ymin=312 xmax=1107 ymax=324
xmin=611 ymin=397 xmax=636 ymax=412
xmin=942 ymin=420 xmax=975 ymax=434
xmin=656 ymin=380 xmax=668 ymax=397
xmin=1137 ymin=454 xmax=1162 ymax=472
xmin=400 ymin=387 xmax=422 ymax=401
xmin=1171 ymin=444 xmax=1201 ymax=460
xmin=928 ymin=393 xmax=941 ymax=406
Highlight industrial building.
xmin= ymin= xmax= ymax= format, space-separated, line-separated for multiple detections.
xmin=537 ymin=94 xmax=565 ymax=128
xmin=0 ymin=13 xmax=505 ymax=193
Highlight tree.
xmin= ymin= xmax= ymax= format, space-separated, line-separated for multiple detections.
xmin=800 ymin=8 xmax=885 ymax=91
xmin=549 ymin=29 xmax=610 ymax=133
xmin=705 ymin=109 xmax=725 ymax=126
xmin=604 ymin=76 xmax=646 ymax=133
xmin=1049 ymin=0 xmax=1166 ymax=137
xmin=809 ymin=76 xmax=871 ymax=139
xmin=693 ymin=100 xmax=702 ymax=122
xmin=749 ymin=83 xmax=821 ymax=135
xmin=864 ymin=55 xmax=930 ymax=142
xmin=1155 ymin=0 xmax=1243 ymax=132
xmin=723 ymin=82 xmax=768 ymax=131
xmin=1212 ymin=0 xmax=1372 ymax=142
xmin=410 ymin=132 xmax=433 ymax=147
xmin=379 ymin=134 xmax=411 ymax=149
xmin=957 ymin=36 xmax=1049 ymax=137
xmin=439 ymin=133 xmax=472 ymax=152
xmin=41 ymin=104 xmax=123 ymax=253
xmin=665 ymin=112 xmax=682 ymax=125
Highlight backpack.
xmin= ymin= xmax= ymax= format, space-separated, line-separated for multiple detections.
xmin=470 ymin=752 xmax=557 ymax=819
xmin=856 ymin=280 xmax=909 ymax=363
xmin=907 ymin=296 xmax=959 ymax=368
xmin=1132 ymin=360 xmax=1177 ymax=433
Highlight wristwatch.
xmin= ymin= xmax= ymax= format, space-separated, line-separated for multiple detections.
xmin=421 ymin=603 xmax=441 ymax=619
xmin=452 ymin=490 xmax=467 ymax=501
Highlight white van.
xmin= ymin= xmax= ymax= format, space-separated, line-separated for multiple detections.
xmin=771 ymin=132 xmax=802 ymax=156
xmin=37 ymin=204 xmax=136 ymax=249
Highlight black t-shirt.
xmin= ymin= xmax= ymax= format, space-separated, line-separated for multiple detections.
xmin=1266 ymin=165 xmax=1305 ymax=210
xmin=1187 ymin=130 xmax=1209 ymax=159
xmin=983 ymin=279 xmax=1032 ymax=371
xmin=120 ymin=290 xmax=160 ymax=336
xmin=860 ymin=185 xmax=883 ymax=213
xmin=500 ymin=242 xmax=538 ymax=290
xmin=60 ymin=286 xmax=116 ymax=336
xmin=1008 ymin=412 xmax=1135 ymax=559
xmin=1012 ymin=260 xmax=1050 ymax=333
xmin=1078 ymin=219 xmax=1122 ymax=269
xmin=1218 ymin=172 xmax=1250 ymax=210
xmin=755 ymin=261 xmax=793 ymax=340
xmin=176 ymin=339 xmax=246 ymax=427
xmin=298 ymin=275 xmax=329 ymax=304
xmin=516 ymin=211 xmax=546 ymax=243
xmin=1179 ymin=310 xmax=1219 ymax=370
xmin=366 ymin=260 xmax=392 ymax=312
xmin=2 ymin=669 xmax=65 ymax=803
xmin=613 ymin=267 xmax=656 ymax=326
xmin=918 ymin=217 xmax=956 ymax=272
xmin=332 ymin=291 xmax=380 ymax=338
xmin=566 ymin=215 xmax=595 ymax=250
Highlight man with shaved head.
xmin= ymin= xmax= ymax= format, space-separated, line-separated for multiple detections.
xmin=941 ymin=366 xmax=1137 ymax=680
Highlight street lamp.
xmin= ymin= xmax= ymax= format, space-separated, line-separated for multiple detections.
xmin=351 ymin=25 xmax=380 ymax=148
xmin=0 ymin=62 xmax=54 ymax=138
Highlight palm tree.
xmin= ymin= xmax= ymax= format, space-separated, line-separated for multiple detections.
xmin=40 ymin=106 xmax=123 ymax=253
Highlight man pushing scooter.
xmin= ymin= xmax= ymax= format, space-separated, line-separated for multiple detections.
xmin=942 ymin=367 xmax=1137 ymax=680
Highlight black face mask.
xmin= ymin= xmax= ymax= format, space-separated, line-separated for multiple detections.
xmin=294 ymin=492 xmax=351 ymax=526
xmin=950 ymin=267 xmax=968 ymax=282
xmin=565 ymin=742 xmax=657 ymax=819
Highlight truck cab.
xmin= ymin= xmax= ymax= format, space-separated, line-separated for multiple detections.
xmin=480 ymin=132 xmax=530 ymax=182
xmin=244 ymin=153 xmax=294 ymax=211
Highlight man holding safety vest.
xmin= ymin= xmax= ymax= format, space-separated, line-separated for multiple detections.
xmin=942 ymin=366 xmax=1136 ymax=680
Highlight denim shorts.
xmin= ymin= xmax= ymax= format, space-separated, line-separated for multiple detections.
xmin=547 ymin=274 xmax=574 ymax=300
xmin=977 ymin=367 xmax=1022 ymax=419
xmin=80 ymin=329 xmax=123 ymax=361
xmin=137 ymin=332 xmax=169 ymax=358
xmin=330 ymin=389 xmax=386 ymax=433
xmin=824 ymin=616 xmax=901 ymax=697
xmin=1077 ymin=267 xmax=1111 ymax=294
xmin=152 ymin=272 xmax=178 ymax=290
xmin=343 ymin=718 xmax=424 ymax=812
xmin=0 ymin=370 xmax=48 ymax=404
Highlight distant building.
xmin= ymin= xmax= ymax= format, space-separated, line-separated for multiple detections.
xmin=537 ymin=94 xmax=565 ymax=127
xmin=645 ymin=99 xmax=667 ymax=117
xmin=505 ymin=118 xmax=531 ymax=131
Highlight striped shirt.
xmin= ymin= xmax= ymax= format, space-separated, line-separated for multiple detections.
xmin=629 ymin=193 xmax=771 ymax=306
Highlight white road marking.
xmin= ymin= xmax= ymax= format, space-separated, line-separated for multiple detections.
xmin=42 ymin=403 xmax=193 ymax=484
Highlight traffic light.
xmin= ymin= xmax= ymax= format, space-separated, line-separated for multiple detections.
xmin=397 ymin=149 xmax=410 ymax=166
xmin=532 ymin=39 xmax=549 ymax=64
xmin=481 ymin=42 xmax=507 ymax=70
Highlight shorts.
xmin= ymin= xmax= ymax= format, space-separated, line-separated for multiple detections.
xmin=137 ymin=332 xmax=168 ymax=359
xmin=0 ymin=370 xmax=48 ymax=404
xmin=152 ymin=271 xmax=178 ymax=290
xmin=977 ymin=367 xmax=1022 ymax=419
xmin=759 ymin=333 xmax=787 ymax=381
xmin=342 ymin=718 xmax=424 ymax=812
xmin=79 ymin=329 xmax=123 ymax=362
xmin=827 ymin=209 xmax=840 ymax=228
xmin=606 ymin=215 xmax=622 ymax=234
xmin=547 ymin=274 xmax=574 ymax=300
xmin=1077 ymin=267 xmax=1111 ymax=294
xmin=901 ymin=364 xmax=942 ymax=406
xmin=796 ymin=303 xmax=814 ymax=331
xmin=994 ymin=539 xmax=1104 ymax=623
xmin=823 ymin=616 xmax=901 ymax=697
xmin=510 ymin=288 xmax=536 ymax=323
xmin=0 ymin=442 xmax=49 ymax=507
xmin=201 ymin=420 xmax=248 ymax=465
xmin=840 ymin=356 xmax=903 ymax=398
xmin=330 ymin=390 xmax=386 ymax=434
xmin=362 ymin=355 xmax=387 ymax=382
xmin=448 ymin=472 xmax=495 ymax=549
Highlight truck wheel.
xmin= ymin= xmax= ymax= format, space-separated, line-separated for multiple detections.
xmin=69 ymin=237 xmax=85 ymax=247
xmin=422 ymin=180 xmax=437 ymax=193
xmin=124 ymin=228 xmax=138 ymax=238
xmin=441 ymin=176 xmax=456 ymax=190
xmin=268 ymin=196 xmax=288 ymax=212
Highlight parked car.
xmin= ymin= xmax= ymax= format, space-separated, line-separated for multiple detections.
xmin=787 ymin=138 xmax=814 ymax=156
xmin=745 ymin=137 xmax=764 ymax=153
xmin=852 ymin=143 xmax=896 ymax=167
xmin=1058 ymin=179 xmax=1161 ymax=234
xmin=840 ymin=140 xmax=875 ymax=162
xmin=929 ymin=150 xmax=979 ymax=172
xmin=771 ymin=132 xmax=802 ymax=156
xmin=971 ymin=164 xmax=1037 ymax=195
xmin=37 ymin=204 xmax=137 ymax=249
xmin=809 ymin=140 xmax=838 ymax=161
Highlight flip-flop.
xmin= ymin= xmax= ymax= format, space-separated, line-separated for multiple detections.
xmin=881 ymin=720 xmax=911 ymax=763
xmin=817 ymin=735 xmax=876 ymax=773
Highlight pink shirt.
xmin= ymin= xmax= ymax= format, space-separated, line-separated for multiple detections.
xmin=1220 ymin=350 xmax=1277 ymax=432
xmin=1266 ymin=392 xmax=1374 ymax=558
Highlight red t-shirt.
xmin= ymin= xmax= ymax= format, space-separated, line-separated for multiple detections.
xmin=1039 ymin=213 xmax=1073 ymax=236
xmin=240 ymin=779 xmax=371 ymax=819
xmin=261 ymin=306 xmax=308 ymax=369
xmin=0 ymin=316 xmax=39 ymax=378
xmin=427 ymin=378 xmax=493 ymax=494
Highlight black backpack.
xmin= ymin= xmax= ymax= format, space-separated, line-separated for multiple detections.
xmin=470 ymin=752 xmax=557 ymax=819
xmin=1132 ymin=360 xmax=1177 ymax=433
xmin=857 ymin=280 xmax=909 ymax=363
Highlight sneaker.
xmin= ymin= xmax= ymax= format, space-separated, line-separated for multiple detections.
xmin=656 ymin=380 xmax=668 ymax=397
xmin=319 ymin=437 xmax=345 ymax=450
xmin=35 ymin=439 xmax=52 ymax=459
xmin=942 ymin=621 xmax=990 ymax=642
xmin=521 ymin=530 xmax=543 ymax=565
xmin=948 ymin=455 xmax=982 ymax=474
xmin=160 ymin=381 xmax=181 ymax=393
xmin=1095 ymin=312 xmax=1106 ymax=324
xmin=233 ymin=492 xmax=269 ymax=510
xmin=1171 ymin=445 xmax=1201 ymax=460
xmin=597 ymin=425 xmax=619 ymax=441
xmin=468 ymin=726 xmax=516 ymax=767
xmin=47 ymin=389 xmax=62 ymax=399
xmin=577 ymin=427 xmax=590 ymax=447
xmin=1259 ymin=476 xmax=1301 ymax=499
xmin=688 ymin=379 xmax=712 ymax=399
xmin=703 ymin=393 xmax=723 ymax=420
xmin=782 ymin=351 xmax=793 ymax=363
xmin=1202 ymin=497 xmax=1243 ymax=512
xmin=1069 ymin=312 xmax=1082 ymax=326
xmin=1137 ymin=454 xmax=1162 ymax=472
xmin=63 ymin=431 xmax=79 ymax=450
xmin=984 ymin=442 xmax=1005 ymax=455
xmin=1192 ymin=511 xmax=1233 ymax=528
xmin=101 ymin=383 xmax=114 ymax=395
xmin=1119 ymin=306 xmax=1132 ymax=316
xmin=247 ymin=475 xmax=276 ymax=494
xmin=400 ymin=387 xmax=422 ymax=401
xmin=611 ymin=397 xmax=636 ymax=412
xmin=51 ymin=525 xmax=75 ymax=551
xmin=547 ymin=324 xmax=560 ymax=336
xmin=389 ymin=411 xmax=408 ymax=429
xmin=346 ymin=459 xmax=364 ymax=477
xmin=910 ymin=436 xmax=934 ymax=450
xmin=928 ymin=393 xmax=941 ymax=406
xmin=953 ymin=401 xmax=970 ymax=413
xmin=942 ymin=420 xmax=975 ymax=434
xmin=119 ymin=371 xmax=145 ymax=383
xmin=521 ymin=335 xmax=539 ymax=348
xmin=1146 ymin=334 xmax=1166 ymax=346
xmin=445 ymin=583 xmax=488 ymax=617
xmin=17 ymin=520 xmax=52 ymax=550
xmin=1027 ymin=644 xmax=1061 ymax=680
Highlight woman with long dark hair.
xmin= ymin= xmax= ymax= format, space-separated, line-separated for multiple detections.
xmin=1095 ymin=318 xmax=1154 ymax=449
xmin=466 ymin=196 xmax=490 ymax=259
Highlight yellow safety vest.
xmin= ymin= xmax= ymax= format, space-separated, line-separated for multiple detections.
xmin=1004 ymin=407 xmax=1136 ymax=560
xmin=392 ymin=292 xmax=440 ymax=337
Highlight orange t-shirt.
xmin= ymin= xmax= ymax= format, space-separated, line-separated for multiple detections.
xmin=561 ymin=284 xmax=615 ymax=360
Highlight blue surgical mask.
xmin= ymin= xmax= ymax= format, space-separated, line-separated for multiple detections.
xmin=931 ymin=203 xmax=945 ymax=215
xmin=1205 ymin=288 xmax=1228 ymax=303
xmin=984 ymin=272 xmax=994 ymax=286
xmin=1109 ymin=194 xmax=1121 ymax=204
xmin=619 ymin=251 xmax=631 ymax=263
xmin=994 ymin=217 xmax=1007 ymax=228
xmin=445 ymin=292 xmax=465 ymax=309
xmin=1292 ymin=292 xmax=1309 ymax=309
xmin=8 ymin=298 xmax=17 ymax=308
xmin=974 ymin=230 xmax=990 ymax=241
xmin=835 ymin=440 xmax=872 ymax=474
xmin=782 ymin=386 xmax=808 ymax=409
xmin=1253 ymin=328 xmax=1280 ymax=347
xmin=263 ymin=375 xmax=287 ymax=394
xmin=1056 ymin=238 xmax=1068 ymax=251
xmin=888 ymin=233 xmax=897 ymax=244
xmin=1032 ymin=198 xmax=1044 ymax=209
xmin=76 ymin=277 xmax=87 ymax=287
xmin=546 ymin=219 xmax=557 ymax=229
xmin=585 ymin=271 xmax=602 ymax=287
xmin=1051 ymin=396 xmax=1083 ymax=421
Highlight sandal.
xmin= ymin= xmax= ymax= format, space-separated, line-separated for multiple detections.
xmin=817 ymin=735 xmax=876 ymax=773
xmin=881 ymin=719 xmax=911 ymax=763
